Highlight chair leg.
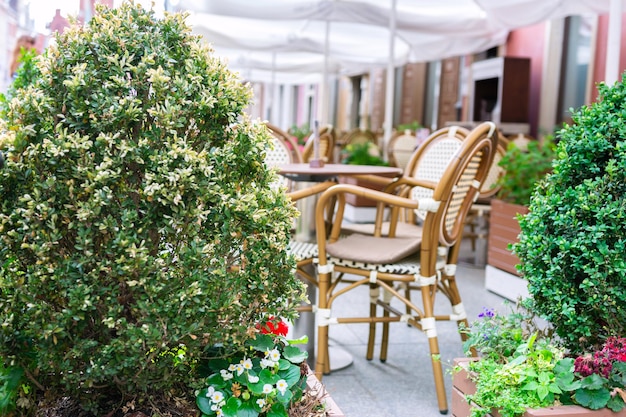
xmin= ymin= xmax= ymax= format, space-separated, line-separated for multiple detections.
xmin=429 ymin=336 xmax=448 ymax=414
xmin=366 ymin=301 xmax=377 ymax=361
xmin=366 ymin=284 xmax=382 ymax=361
xmin=421 ymin=282 xmax=448 ymax=414
xmin=315 ymin=324 xmax=330 ymax=377
xmin=379 ymin=308 xmax=390 ymax=363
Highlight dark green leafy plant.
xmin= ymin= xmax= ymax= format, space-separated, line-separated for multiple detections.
xmin=496 ymin=136 xmax=556 ymax=206
xmin=515 ymin=74 xmax=626 ymax=353
xmin=396 ymin=120 xmax=422 ymax=132
xmin=0 ymin=358 xmax=27 ymax=415
xmin=341 ymin=142 xmax=388 ymax=166
xmin=288 ymin=123 xmax=310 ymax=146
xmin=0 ymin=2 xmax=303 ymax=415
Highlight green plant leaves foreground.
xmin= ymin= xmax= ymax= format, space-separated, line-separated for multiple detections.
xmin=0 ymin=2 xmax=303 ymax=414
xmin=516 ymin=73 xmax=626 ymax=353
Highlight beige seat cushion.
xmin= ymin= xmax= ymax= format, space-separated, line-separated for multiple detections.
xmin=326 ymin=233 xmax=421 ymax=264
xmin=341 ymin=221 xmax=423 ymax=239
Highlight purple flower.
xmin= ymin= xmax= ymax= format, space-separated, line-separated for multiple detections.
xmin=478 ymin=307 xmax=495 ymax=318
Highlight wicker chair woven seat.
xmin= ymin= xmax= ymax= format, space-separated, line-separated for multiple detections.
xmin=287 ymin=241 xmax=319 ymax=262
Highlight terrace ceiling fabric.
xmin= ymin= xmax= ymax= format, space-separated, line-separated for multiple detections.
xmin=174 ymin=0 xmax=623 ymax=129
xmin=176 ymin=0 xmax=623 ymax=78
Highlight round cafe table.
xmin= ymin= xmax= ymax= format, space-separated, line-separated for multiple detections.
xmin=279 ymin=163 xmax=402 ymax=182
xmin=279 ymin=163 xmax=403 ymax=371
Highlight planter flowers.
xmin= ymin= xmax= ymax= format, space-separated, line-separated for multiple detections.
xmin=456 ymin=306 xmax=626 ymax=417
xmin=196 ymin=318 xmax=313 ymax=417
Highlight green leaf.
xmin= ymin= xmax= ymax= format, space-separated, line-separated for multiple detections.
xmin=206 ymin=373 xmax=229 ymax=388
xmin=248 ymin=334 xmax=274 ymax=352
xmin=196 ymin=393 xmax=215 ymax=415
xmin=522 ymin=381 xmax=538 ymax=391
xmin=287 ymin=335 xmax=308 ymax=345
xmin=574 ymin=387 xmax=611 ymax=410
xmin=266 ymin=401 xmax=288 ymax=417
xmin=248 ymin=382 xmax=266 ymax=396
xmin=282 ymin=345 xmax=307 ymax=364
xmin=580 ymin=374 xmax=607 ymax=390
xmin=277 ymin=359 xmax=291 ymax=371
xmin=276 ymin=388 xmax=293 ymax=404
xmin=236 ymin=401 xmax=260 ymax=417
xmin=278 ymin=364 xmax=302 ymax=387
xmin=221 ymin=397 xmax=243 ymax=417
xmin=259 ymin=368 xmax=278 ymax=385
xmin=607 ymin=394 xmax=625 ymax=412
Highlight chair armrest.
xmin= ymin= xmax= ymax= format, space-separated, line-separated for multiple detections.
xmin=316 ymin=183 xmax=422 ymax=243
xmin=348 ymin=174 xmax=399 ymax=187
xmin=385 ymin=176 xmax=438 ymax=192
xmin=287 ymin=181 xmax=336 ymax=202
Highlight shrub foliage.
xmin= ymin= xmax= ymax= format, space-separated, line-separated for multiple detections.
xmin=515 ymin=74 xmax=626 ymax=353
xmin=0 ymin=3 xmax=303 ymax=413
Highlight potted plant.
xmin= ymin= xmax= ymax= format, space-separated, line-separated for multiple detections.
xmin=453 ymin=73 xmax=626 ymax=417
xmin=453 ymin=306 xmax=626 ymax=417
xmin=337 ymin=142 xmax=396 ymax=221
xmin=288 ymin=122 xmax=311 ymax=149
xmin=196 ymin=317 xmax=344 ymax=417
xmin=0 ymin=3 xmax=311 ymax=416
xmin=485 ymin=135 xmax=555 ymax=300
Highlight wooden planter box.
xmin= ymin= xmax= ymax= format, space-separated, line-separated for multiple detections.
xmin=452 ymin=358 xmax=626 ymax=417
xmin=487 ymin=199 xmax=529 ymax=276
xmin=305 ymin=368 xmax=345 ymax=417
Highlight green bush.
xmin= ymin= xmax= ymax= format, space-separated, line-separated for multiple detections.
xmin=496 ymin=136 xmax=556 ymax=206
xmin=0 ymin=3 xmax=303 ymax=414
xmin=515 ymin=74 xmax=626 ymax=354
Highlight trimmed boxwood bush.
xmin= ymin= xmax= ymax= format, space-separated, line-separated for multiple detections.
xmin=0 ymin=3 xmax=303 ymax=414
xmin=515 ymin=74 xmax=626 ymax=354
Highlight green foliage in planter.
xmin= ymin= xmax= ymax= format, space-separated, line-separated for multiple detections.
xmin=396 ymin=120 xmax=422 ymax=132
xmin=461 ymin=304 xmax=571 ymax=417
xmin=341 ymin=142 xmax=388 ymax=166
xmin=0 ymin=2 xmax=303 ymax=414
xmin=515 ymin=74 xmax=626 ymax=354
xmin=496 ymin=136 xmax=556 ymax=206
xmin=466 ymin=336 xmax=571 ymax=417
xmin=461 ymin=307 xmax=626 ymax=416
xmin=288 ymin=123 xmax=310 ymax=146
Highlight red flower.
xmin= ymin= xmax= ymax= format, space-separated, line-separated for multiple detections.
xmin=258 ymin=317 xmax=289 ymax=336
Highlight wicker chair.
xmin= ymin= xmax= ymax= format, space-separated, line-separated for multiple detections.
xmin=311 ymin=122 xmax=498 ymax=414
xmin=341 ymin=125 xmax=471 ymax=236
xmin=302 ymin=125 xmax=335 ymax=164
xmin=464 ymin=132 xmax=509 ymax=252
xmin=264 ymin=122 xmax=303 ymax=192
xmin=387 ymin=130 xmax=418 ymax=170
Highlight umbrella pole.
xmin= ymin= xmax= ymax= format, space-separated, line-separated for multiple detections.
xmin=382 ymin=0 xmax=397 ymax=161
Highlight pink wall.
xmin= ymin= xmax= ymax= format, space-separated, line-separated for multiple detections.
xmin=592 ymin=13 xmax=626 ymax=99
xmin=505 ymin=22 xmax=546 ymax=137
